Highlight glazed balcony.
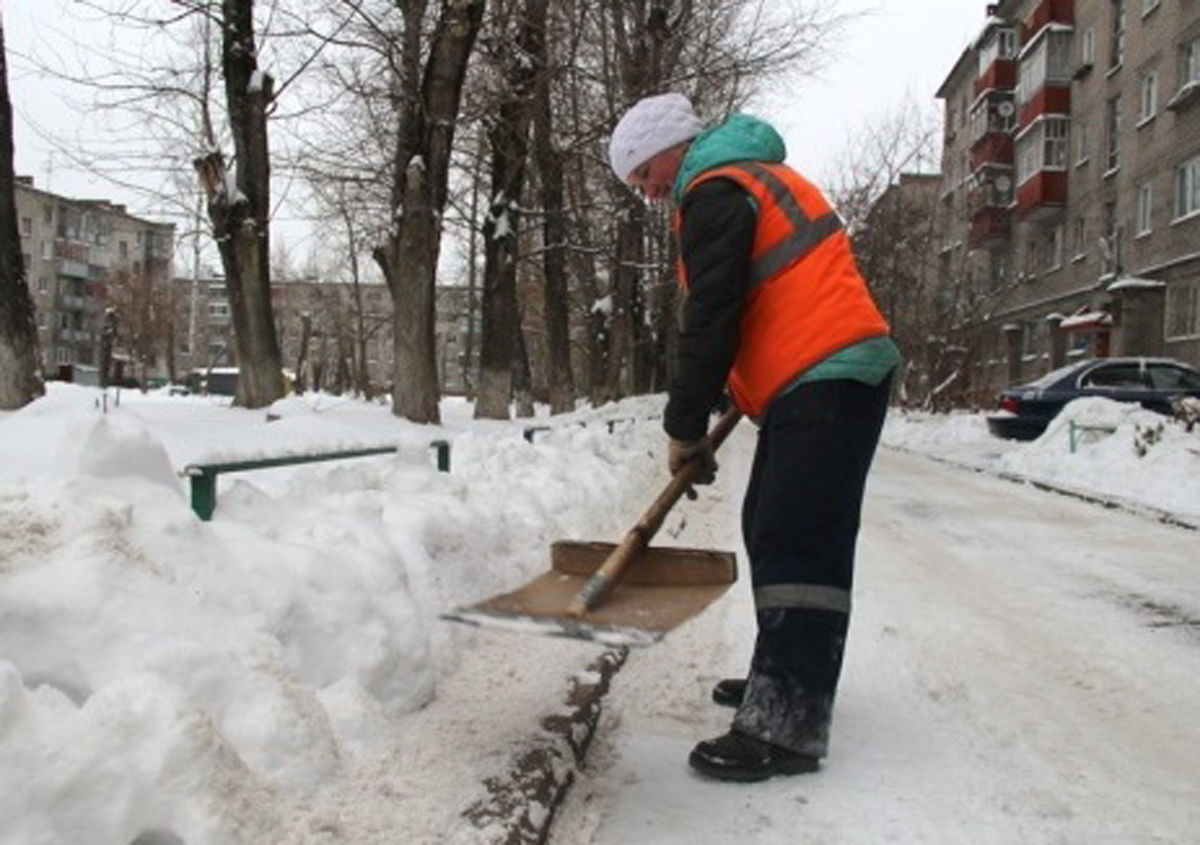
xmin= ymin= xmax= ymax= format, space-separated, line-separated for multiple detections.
xmin=975 ymin=59 xmax=1017 ymax=98
xmin=1017 ymin=86 xmax=1071 ymax=131
xmin=1015 ymin=170 xmax=1067 ymax=218
xmin=1022 ymin=0 xmax=1073 ymax=44
xmin=969 ymin=206 xmax=1013 ymax=249
xmin=971 ymin=133 xmax=1014 ymax=171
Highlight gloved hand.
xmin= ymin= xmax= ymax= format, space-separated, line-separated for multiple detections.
xmin=668 ymin=437 xmax=718 ymax=485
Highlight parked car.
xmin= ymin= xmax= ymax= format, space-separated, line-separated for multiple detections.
xmin=985 ymin=357 xmax=1200 ymax=441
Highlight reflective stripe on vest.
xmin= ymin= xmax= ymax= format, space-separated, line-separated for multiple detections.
xmin=736 ymin=162 xmax=844 ymax=287
xmin=674 ymin=161 xmax=890 ymax=416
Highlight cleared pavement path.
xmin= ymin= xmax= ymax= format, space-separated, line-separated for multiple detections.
xmin=553 ymin=445 xmax=1200 ymax=843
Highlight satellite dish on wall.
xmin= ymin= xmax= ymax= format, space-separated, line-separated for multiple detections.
xmin=997 ymin=101 xmax=1015 ymax=117
xmin=996 ymin=175 xmax=1012 ymax=192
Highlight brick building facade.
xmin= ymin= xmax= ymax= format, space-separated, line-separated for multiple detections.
xmin=934 ymin=0 xmax=1200 ymax=404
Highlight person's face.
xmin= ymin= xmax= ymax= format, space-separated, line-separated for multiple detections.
xmin=628 ymin=144 xmax=686 ymax=202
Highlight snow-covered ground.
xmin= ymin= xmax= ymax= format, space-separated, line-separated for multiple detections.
xmin=1 ymin=384 xmax=1197 ymax=843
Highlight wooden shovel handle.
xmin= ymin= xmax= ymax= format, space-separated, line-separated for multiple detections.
xmin=565 ymin=407 xmax=743 ymax=616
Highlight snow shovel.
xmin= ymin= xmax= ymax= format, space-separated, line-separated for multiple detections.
xmin=442 ymin=408 xmax=743 ymax=646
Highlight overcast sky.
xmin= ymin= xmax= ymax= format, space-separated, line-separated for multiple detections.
xmin=5 ymin=0 xmax=987 ymax=257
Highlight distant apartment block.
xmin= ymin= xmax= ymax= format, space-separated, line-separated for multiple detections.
xmin=15 ymin=177 xmax=175 ymax=381
xmin=934 ymin=0 xmax=1200 ymax=404
xmin=174 ymin=276 xmax=477 ymax=396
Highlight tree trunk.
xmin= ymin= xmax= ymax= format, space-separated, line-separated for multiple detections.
xmin=194 ymin=0 xmax=283 ymax=409
xmin=533 ymin=68 xmax=574 ymax=414
xmin=375 ymin=0 xmax=484 ymax=424
xmin=0 ymin=22 xmax=44 ymax=409
xmin=475 ymin=0 xmax=550 ymax=420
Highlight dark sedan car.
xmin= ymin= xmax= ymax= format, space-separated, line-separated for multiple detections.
xmin=985 ymin=357 xmax=1200 ymax=440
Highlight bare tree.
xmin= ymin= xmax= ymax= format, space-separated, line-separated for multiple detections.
xmin=0 ymin=17 xmax=44 ymax=409
xmin=192 ymin=0 xmax=285 ymax=408
xmin=368 ymin=0 xmax=485 ymax=424
xmin=474 ymin=0 xmax=549 ymax=419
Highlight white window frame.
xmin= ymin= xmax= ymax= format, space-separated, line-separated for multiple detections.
xmin=1111 ymin=0 xmax=1126 ymax=70
xmin=1075 ymin=120 xmax=1089 ymax=165
xmin=1072 ymin=216 xmax=1087 ymax=260
xmin=40 ymin=240 xmax=52 ymax=260
xmin=1184 ymin=39 xmax=1200 ymax=86
xmin=1165 ymin=281 xmax=1200 ymax=339
xmin=1016 ymin=117 xmax=1070 ymax=185
xmin=1081 ymin=28 xmax=1096 ymax=68
xmin=1106 ymin=95 xmax=1122 ymax=172
xmin=1175 ymin=155 xmax=1200 ymax=220
xmin=55 ymin=347 xmax=70 ymax=365
xmin=1136 ymin=181 xmax=1154 ymax=235
xmin=1138 ymin=70 xmax=1159 ymax=123
xmin=1045 ymin=225 xmax=1065 ymax=271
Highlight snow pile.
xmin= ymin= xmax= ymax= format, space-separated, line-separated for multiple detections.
xmin=883 ymin=397 xmax=1200 ymax=523
xmin=0 ymin=385 xmax=666 ymax=844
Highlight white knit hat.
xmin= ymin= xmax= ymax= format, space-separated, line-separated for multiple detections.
xmin=608 ymin=93 xmax=704 ymax=183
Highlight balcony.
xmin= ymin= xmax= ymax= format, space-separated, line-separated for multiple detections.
xmin=969 ymin=206 xmax=1013 ymax=249
xmin=57 ymin=258 xmax=90 ymax=279
xmin=975 ymin=60 xmax=1017 ymax=98
xmin=1017 ymin=86 xmax=1071 ymax=131
xmin=1015 ymin=171 xmax=1067 ymax=219
xmin=971 ymin=133 xmax=1014 ymax=171
xmin=1022 ymin=0 xmax=1073 ymax=44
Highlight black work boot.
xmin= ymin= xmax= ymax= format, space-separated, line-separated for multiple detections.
xmin=688 ymin=730 xmax=820 ymax=782
xmin=711 ymin=678 xmax=746 ymax=708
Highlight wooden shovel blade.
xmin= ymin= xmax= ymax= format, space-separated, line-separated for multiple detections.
xmin=440 ymin=542 xmax=738 ymax=647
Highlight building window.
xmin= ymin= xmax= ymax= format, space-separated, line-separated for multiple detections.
xmin=1076 ymin=121 xmax=1089 ymax=164
xmin=979 ymin=28 xmax=1018 ymax=75
xmin=42 ymin=205 xmax=52 ymax=225
xmin=1138 ymin=70 xmax=1158 ymax=123
xmin=1081 ymin=28 xmax=1096 ymax=68
xmin=37 ymin=276 xmax=48 ymax=292
xmin=55 ymin=348 xmax=70 ymax=365
xmin=119 ymin=241 xmax=128 ymax=259
xmin=1017 ymin=30 xmax=1073 ymax=105
xmin=1072 ymin=216 xmax=1087 ymax=259
xmin=1183 ymin=39 xmax=1200 ymax=87
xmin=1101 ymin=200 xmax=1119 ymax=274
xmin=1045 ymin=225 xmax=1064 ymax=270
xmin=1176 ymin=155 xmax=1200 ymax=219
xmin=1106 ymin=96 xmax=1122 ymax=172
xmin=1015 ymin=117 xmax=1070 ymax=185
xmin=1165 ymin=281 xmax=1200 ymax=339
xmin=1110 ymin=0 xmax=1126 ymax=69
xmin=1136 ymin=181 xmax=1154 ymax=235
xmin=20 ymin=217 xmax=31 ymax=236
xmin=40 ymin=240 xmax=52 ymax=260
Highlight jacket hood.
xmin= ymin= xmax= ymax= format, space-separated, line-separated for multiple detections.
xmin=673 ymin=113 xmax=787 ymax=203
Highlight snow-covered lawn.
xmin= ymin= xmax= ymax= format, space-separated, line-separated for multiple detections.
xmin=1 ymin=384 xmax=1197 ymax=843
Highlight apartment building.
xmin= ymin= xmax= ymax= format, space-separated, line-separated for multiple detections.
xmin=934 ymin=0 xmax=1200 ymax=404
xmin=174 ymin=276 xmax=477 ymax=396
xmin=15 ymin=177 xmax=175 ymax=381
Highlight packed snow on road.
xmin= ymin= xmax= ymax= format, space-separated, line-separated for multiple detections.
xmin=1 ymin=384 xmax=1197 ymax=843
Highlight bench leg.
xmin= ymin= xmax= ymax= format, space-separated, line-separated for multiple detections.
xmin=190 ymin=473 xmax=217 ymax=521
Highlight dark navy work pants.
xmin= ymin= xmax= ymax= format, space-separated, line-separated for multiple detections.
xmin=732 ymin=376 xmax=891 ymax=755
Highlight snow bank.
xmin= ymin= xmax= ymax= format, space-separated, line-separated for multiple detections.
xmin=0 ymin=385 xmax=667 ymax=842
xmin=884 ymin=397 xmax=1200 ymax=523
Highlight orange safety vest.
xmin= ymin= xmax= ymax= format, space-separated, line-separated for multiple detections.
xmin=673 ymin=162 xmax=889 ymax=416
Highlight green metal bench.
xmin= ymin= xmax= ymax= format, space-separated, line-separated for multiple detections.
xmin=184 ymin=440 xmax=450 ymax=521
